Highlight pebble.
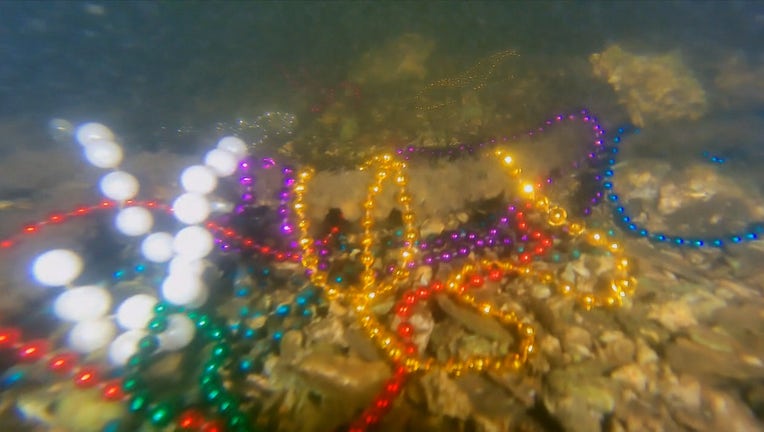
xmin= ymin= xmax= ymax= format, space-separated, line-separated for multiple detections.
xmin=611 ymin=363 xmax=648 ymax=392
xmin=305 ymin=315 xmax=348 ymax=348
xmin=635 ymin=339 xmax=659 ymax=365
xmin=687 ymin=326 xmax=734 ymax=353
xmin=419 ymin=369 xmax=473 ymax=419
xmin=413 ymin=265 xmax=433 ymax=285
xmin=562 ymin=326 xmax=593 ymax=360
xmin=419 ymin=219 xmax=445 ymax=238
xmin=662 ymin=373 xmax=702 ymax=411
xmin=544 ymin=368 xmax=616 ymax=432
xmin=647 ymin=300 xmax=698 ymax=332
xmin=279 ymin=330 xmax=304 ymax=362
xmin=530 ymin=284 xmax=552 ymax=299
xmin=599 ymin=330 xmax=636 ymax=367
xmin=434 ymin=294 xmax=513 ymax=343
xmin=539 ymin=334 xmax=562 ymax=359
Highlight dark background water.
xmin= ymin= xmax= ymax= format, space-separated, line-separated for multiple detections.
xmin=0 ymin=0 xmax=762 ymax=166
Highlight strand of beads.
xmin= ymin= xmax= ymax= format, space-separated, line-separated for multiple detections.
xmin=414 ymin=49 xmax=519 ymax=111
xmin=233 ymin=156 xmax=297 ymax=246
xmin=346 ymin=364 xmax=408 ymax=432
xmin=595 ymin=127 xmax=764 ymax=248
xmin=492 ymin=148 xmax=635 ymax=309
xmin=68 ymin=124 xmax=257 ymax=373
xmin=396 ymin=109 xmax=615 ymax=219
xmin=292 ymin=154 xmax=424 ymax=431
xmin=292 ymin=153 xmax=420 ymax=303
xmin=0 ymin=327 xmax=125 ymax=405
xmin=227 ymin=276 xmax=323 ymax=375
xmin=0 ymin=199 xmax=169 ymax=251
xmin=118 ymin=305 xmax=252 ymax=431
xmin=380 ymin=264 xmax=536 ymax=376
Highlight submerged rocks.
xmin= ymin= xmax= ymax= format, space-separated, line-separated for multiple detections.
xmin=590 ymin=44 xmax=708 ymax=126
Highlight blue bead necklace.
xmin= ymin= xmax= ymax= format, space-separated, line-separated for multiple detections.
xmin=596 ymin=127 xmax=764 ymax=248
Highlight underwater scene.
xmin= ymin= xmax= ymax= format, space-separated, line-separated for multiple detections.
xmin=1 ymin=1 xmax=764 ymax=431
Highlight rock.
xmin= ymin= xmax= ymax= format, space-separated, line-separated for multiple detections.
xmin=665 ymin=337 xmax=764 ymax=381
xmin=611 ymin=363 xmax=648 ymax=393
xmin=590 ymin=44 xmax=708 ymax=126
xmin=613 ymin=398 xmax=674 ymax=432
xmin=434 ymin=294 xmax=513 ymax=343
xmin=408 ymin=308 xmax=435 ymax=354
xmin=280 ymin=330 xmax=304 ymax=362
xmin=662 ymin=373 xmax=702 ymax=412
xmin=702 ymin=388 xmax=763 ymax=432
xmin=420 ymin=219 xmax=445 ymax=238
xmin=294 ymin=352 xmax=390 ymax=397
xmin=598 ymin=330 xmax=636 ymax=367
xmin=413 ymin=265 xmax=433 ymax=285
xmin=743 ymin=385 xmax=764 ymax=419
xmin=562 ymin=326 xmax=593 ymax=361
xmin=687 ymin=326 xmax=734 ymax=353
xmin=648 ymin=300 xmax=698 ymax=332
xmin=530 ymin=284 xmax=551 ymax=300
xmin=635 ymin=339 xmax=659 ymax=365
xmin=539 ymin=334 xmax=562 ymax=360
xmin=345 ymin=326 xmax=381 ymax=361
xmin=305 ymin=315 xmax=348 ymax=348
xmin=419 ymin=370 xmax=472 ymax=420
xmin=683 ymin=290 xmax=727 ymax=321
xmin=544 ymin=367 xmax=616 ymax=432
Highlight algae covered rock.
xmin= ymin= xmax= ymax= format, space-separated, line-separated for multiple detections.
xmin=590 ymin=44 xmax=708 ymax=126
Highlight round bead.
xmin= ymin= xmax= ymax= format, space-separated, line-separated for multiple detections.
xmin=210 ymin=343 xmax=229 ymax=360
xmin=47 ymin=352 xmax=78 ymax=374
xmin=397 ymin=323 xmax=414 ymax=338
xmin=173 ymin=225 xmax=214 ymax=260
xmin=122 ymin=374 xmax=141 ymax=392
xmin=115 ymin=206 xmax=154 ymax=236
xmin=227 ymin=413 xmax=248 ymax=429
xmin=31 ymin=249 xmax=83 ymax=287
xmin=68 ymin=319 xmax=117 ymax=353
xmin=75 ymin=122 xmax=115 ymax=146
xmin=73 ymin=366 xmax=100 ymax=388
xmin=83 ymin=139 xmax=123 ymax=169
xmin=17 ymin=339 xmax=49 ymax=362
xmin=99 ymin=171 xmax=140 ymax=202
xmin=147 ymin=316 xmax=168 ymax=334
xmin=116 ymin=294 xmax=158 ymax=330
xmin=172 ymin=193 xmax=211 ymax=225
xmin=148 ymin=403 xmax=175 ymax=427
xmin=54 ymin=285 xmax=112 ymax=322
xmin=128 ymin=392 xmax=149 ymax=412
xmin=168 ymin=256 xmax=206 ymax=277
xmin=102 ymin=379 xmax=126 ymax=401
xmin=161 ymin=274 xmax=209 ymax=307
xmin=177 ymin=409 xmax=205 ymax=430
xmin=0 ymin=327 xmax=22 ymax=349
xmin=204 ymin=148 xmax=239 ymax=177
xmin=140 ymin=232 xmax=175 ymax=263
xmin=217 ymin=136 xmax=248 ymax=159
xmin=138 ymin=335 xmax=159 ymax=354
xmin=108 ymin=330 xmax=148 ymax=366
xmin=200 ymin=419 xmax=226 ymax=432
xmin=158 ymin=314 xmax=196 ymax=351
xmin=181 ymin=165 xmax=219 ymax=194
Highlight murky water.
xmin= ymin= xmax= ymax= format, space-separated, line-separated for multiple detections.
xmin=1 ymin=2 xmax=764 ymax=432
